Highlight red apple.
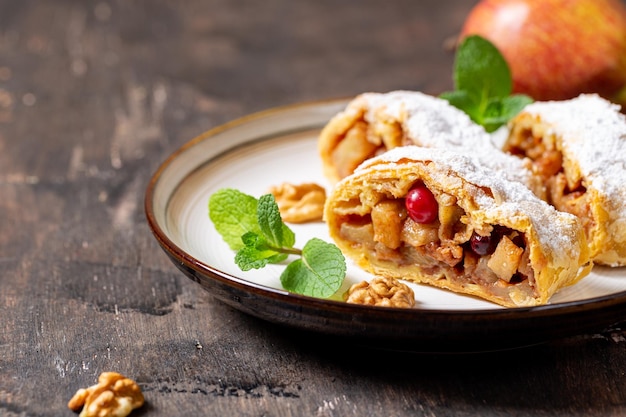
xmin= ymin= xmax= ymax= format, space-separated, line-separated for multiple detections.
xmin=459 ymin=0 xmax=626 ymax=105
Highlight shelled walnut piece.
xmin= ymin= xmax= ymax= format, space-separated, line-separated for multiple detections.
xmin=268 ymin=182 xmax=326 ymax=223
xmin=68 ymin=372 xmax=144 ymax=417
xmin=346 ymin=276 xmax=416 ymax=308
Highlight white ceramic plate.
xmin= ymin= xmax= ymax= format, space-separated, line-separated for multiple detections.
xmin=145 ymin=99 xmax=626 ymax=352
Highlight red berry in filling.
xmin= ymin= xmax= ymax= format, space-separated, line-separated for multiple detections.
xmin=405 ymin=184 xmax=438 ymax=224
xmin=470 ymin=233 xmax=497 ymax=255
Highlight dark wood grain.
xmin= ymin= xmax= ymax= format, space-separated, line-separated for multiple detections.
xmin=2 ymin=1 xmax=626 ymax=416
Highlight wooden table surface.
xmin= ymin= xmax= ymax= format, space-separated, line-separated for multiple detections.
xmin=2 ymin=1 xmax=626 ymax=416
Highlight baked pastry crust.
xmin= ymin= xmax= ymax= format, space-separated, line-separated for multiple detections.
xmin=318 ymin=90 xmax=545 ymax=198
xmin=324 ymin=146 xmax=592 ymax=307
xmin=504 ymin=94 xmax=626 ymax=266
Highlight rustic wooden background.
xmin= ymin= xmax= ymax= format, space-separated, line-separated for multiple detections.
xmin=2 ymin=0 xmax=626 ymax=416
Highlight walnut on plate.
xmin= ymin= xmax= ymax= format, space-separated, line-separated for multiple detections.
xmin=68 ymin=371 xmax=144 ymax=417
xmin=267 ymin=182 xmax=326 ymax=223
xmin=346 ymin=276 xmax=416 ymax=308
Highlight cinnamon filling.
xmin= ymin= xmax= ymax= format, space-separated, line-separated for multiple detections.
xmin=337 ymin=186 xmax=536 ymax=301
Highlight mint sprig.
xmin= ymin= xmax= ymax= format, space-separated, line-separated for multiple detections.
xmin=281 ymin=238 xmax=346 ymax=298
xmin=209 ymin=188 xmax=346 ymax=299
xmin=440 ymin=35 xmax=533 ymax=132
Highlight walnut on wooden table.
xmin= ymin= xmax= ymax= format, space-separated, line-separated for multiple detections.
xmin=68 ymin=371 xmax=144 ymax=417
xmin=346 ymin=276 xmax=416 ymax=308
xmin=268 ymin=182 xmax=326 ymax=223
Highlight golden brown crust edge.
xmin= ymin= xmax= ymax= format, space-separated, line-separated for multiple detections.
xmin=318 ymin=96 xmax=368 ymax=183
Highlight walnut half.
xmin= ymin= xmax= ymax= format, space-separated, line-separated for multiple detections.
xmin=268 ymin=182 xmax=326 ymax=223
xmin=346 ymin=276 xmax=416 ymax=308
xmin=68 ymin=372 xmax=144 ymax=417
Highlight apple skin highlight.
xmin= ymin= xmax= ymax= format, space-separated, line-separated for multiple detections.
xmin=460 ymin=0 xmax=626 ymax=105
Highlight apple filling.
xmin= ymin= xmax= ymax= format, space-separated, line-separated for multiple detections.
xmin=504 ymin=123 xmax=596 ymax=237
xmin=330 ymin=114 xmax=407 ymax=180
xmin=337 ymin=183 xmax=537 ymax=302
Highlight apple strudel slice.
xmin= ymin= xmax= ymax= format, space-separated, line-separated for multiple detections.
xmin=324 ymin=146 xmax=592 ymax=307
xmin=504 ymin=94 xmax=626 ymax=266
xmin=318 ymin=90 xmax=545 ymax=199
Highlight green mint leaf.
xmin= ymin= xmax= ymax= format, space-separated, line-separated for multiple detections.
xmin=480 ymin=99 xmax=509 ymax=133
xmin=241 ymin=231 xmax=289 ymax=265
xmin=209 ymin=188 xmax=261 ymax=250
xmin=498 ymin=94 xmax=534 ymax=120
xmin=440 ymin=35 xmax=533 ymax=132
xmin=439 ymin=90 xmax=481 ymax=123
xmin=235 ymin=246 xmax=271 ymax=271
xmin=257 ymin=194 xmax=295 ymax=249
xmin=454 ymin=35 xmax=512 ymax=102
xmin=481 ymin=94 xmax=534 ymax=133
xmin=235 ymin=232 xmax=288 ymax=271
xmin=280 ymin=238 xmax=346 ymax=298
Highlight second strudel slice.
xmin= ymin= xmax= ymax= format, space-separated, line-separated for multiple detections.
xmin=504 ymin=94 xmax=626 ymax=266
xmin=318 ymin=90 xmax=545 ymax=198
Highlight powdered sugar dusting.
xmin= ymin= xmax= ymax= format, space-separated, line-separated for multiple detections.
xmin=360 ymin=91 xmax=487 ymax=148
xmin=356 ymin=91 xmax=539 ymax=192
xmin=522 ymin=94 xmax=626 ymax=221
xmin=357 ymin=146 xmax=582 ymax=260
